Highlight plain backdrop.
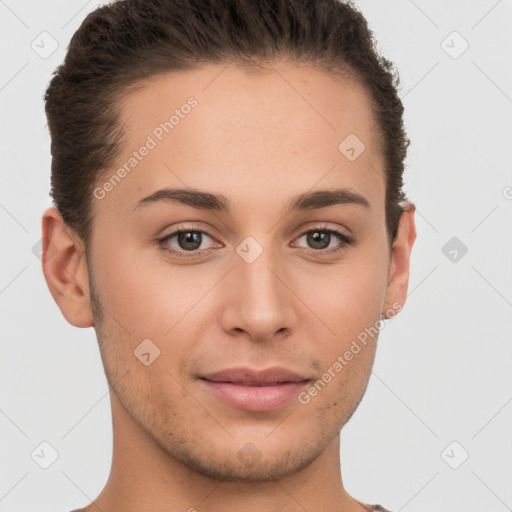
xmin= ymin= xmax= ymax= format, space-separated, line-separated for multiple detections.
xmin=1 ymin=1 xmax=511 ymax=511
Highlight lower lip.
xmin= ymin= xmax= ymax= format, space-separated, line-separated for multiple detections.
xmin=200 ymin=379 xmax=309 ymax=412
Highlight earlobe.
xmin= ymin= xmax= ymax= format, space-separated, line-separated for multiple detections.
xmin=41 ymin=207 xmax=94 ymax=328
xmin=383 ymin=202 xmax=417 ymax=316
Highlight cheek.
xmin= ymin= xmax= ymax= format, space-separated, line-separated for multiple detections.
xmin=92 ymin=224 xmax=389 ymax=352
xmin=92 ymin=240 xmax=199 ymax=339
xmin=304 ymin=255 xmax=388 ymax=337
xmin=295 ymin=248 xmax=388 ymax=397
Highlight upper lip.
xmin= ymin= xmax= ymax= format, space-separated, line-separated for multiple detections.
xmin=200 ymin=367 xmax=310 ymax=386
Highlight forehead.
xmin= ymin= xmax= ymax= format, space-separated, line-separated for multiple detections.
xmin=97 ymin=61 xmax=385 ymax=215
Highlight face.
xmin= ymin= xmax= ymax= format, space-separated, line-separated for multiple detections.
xmin=52 ymin=61 xmax=411 ymax=482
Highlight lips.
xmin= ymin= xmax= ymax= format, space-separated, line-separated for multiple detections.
xmin=199 ymin=367 xmax=310 ymax=412
xmin=201 ymin=367 xmax=308 ymax=385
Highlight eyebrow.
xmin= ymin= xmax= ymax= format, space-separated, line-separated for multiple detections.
xmin=132 ymin=187 xmax=371 ymax=214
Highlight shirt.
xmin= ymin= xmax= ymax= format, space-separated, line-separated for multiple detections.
xmin=364 ymin=505 xmax=395 ymax=512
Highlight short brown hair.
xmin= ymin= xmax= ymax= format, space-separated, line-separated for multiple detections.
xmin=45 ymin=0 xmax=409 ymax=249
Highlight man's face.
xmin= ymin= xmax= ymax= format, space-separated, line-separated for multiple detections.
xmin=87 ymin=62 xmax=394 ymax=481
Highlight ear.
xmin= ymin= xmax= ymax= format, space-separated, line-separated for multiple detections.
xmin=41 ymin=207 xmax=94 ymax=328
xmin=383 ymin=202 xmax=417 ymax=317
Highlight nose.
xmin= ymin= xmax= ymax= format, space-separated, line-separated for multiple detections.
xmin=219 ymin=244 xmax=298 ymax=343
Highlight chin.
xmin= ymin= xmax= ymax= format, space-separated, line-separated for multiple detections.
xmin=174 ymin=447 xmax=320 ymax=482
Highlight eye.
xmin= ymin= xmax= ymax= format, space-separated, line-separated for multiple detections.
xmin=293 ymin=226 xmax=353 ymax=256
xmin=158 ymin=228 xmax=219 ymax=259
xmin=157 ymin=224 xmax=353 ymax=260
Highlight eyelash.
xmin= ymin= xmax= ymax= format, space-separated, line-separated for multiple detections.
xmin=157 ymin=223 xmax=354 ymax=260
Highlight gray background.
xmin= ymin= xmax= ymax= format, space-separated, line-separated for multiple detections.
xmin=1 ymin=1 xmax=511 ymax=511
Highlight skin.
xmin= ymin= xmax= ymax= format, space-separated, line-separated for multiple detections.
xmin=42 ymin=61 xmax=416 ymax=512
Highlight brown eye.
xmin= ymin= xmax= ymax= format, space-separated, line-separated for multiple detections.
xmin=176 ymin=231 xmax=203 ymax=251
xmin=305 ymin=231 xmax=332 ymax=250
xmin=295 ymin=228 xmax=352 ymax=254
xmin=158 ymin=229 xmax=217 ymax=258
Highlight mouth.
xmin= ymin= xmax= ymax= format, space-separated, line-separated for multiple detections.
xmin=198 ymin=367 xmax=311 ymax=412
